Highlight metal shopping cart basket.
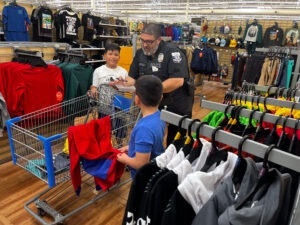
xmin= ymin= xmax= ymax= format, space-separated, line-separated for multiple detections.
xmin=6 ymin=85 xmax=140 ymax=225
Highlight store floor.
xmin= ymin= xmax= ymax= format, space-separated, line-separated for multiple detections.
xmin=0 ymin=80 xmax=229 ymax=225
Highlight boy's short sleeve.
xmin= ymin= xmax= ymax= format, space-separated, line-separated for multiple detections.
xmin=134 ymin=127 xmax=153 ymax=154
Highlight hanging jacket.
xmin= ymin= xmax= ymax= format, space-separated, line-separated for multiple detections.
xmin=191 ymin=47 xmax=218 ymax=75
xmin=191 ymin=158 xmax=260 ymax=225
xmin=263 ymin=25 xmax=284 ymax=47
xmin=243 ymin=22 xmax=263 ymax=45
xmin=218 ymin=168 xmax=291 ymax=225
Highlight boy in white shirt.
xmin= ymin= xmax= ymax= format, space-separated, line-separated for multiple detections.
xmin=90 ymin=43 xmax=128 ymax=93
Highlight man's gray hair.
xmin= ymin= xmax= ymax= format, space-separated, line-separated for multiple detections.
xmin=142 ymin=23 xmax=162 ymax=39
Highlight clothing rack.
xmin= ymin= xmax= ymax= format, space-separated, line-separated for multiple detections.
xmin=160 ymin=109 xmax=300 ymax=173
xmin=242 ymin=81 xmax=300 ymax=97
xmin=256 ymin=47 xmax=300 ymax=89
xmin=200 ymin=99 xmax=299 ymax=130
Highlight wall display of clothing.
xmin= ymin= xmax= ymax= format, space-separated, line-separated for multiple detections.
xmin=31 ymin=5 xmax=53 ymax=42
xmin=54 ymin=6 xmax=81 ymax=44
xmin=2 ymin=2 xmax=31 ymax=41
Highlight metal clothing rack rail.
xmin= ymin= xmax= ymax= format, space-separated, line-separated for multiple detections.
xmin=0 ymin=42 xmax=69 ymax=49
xmin=200 ymin=99 xmax=299 ymax=130
xmin=230 ymin=92 xmax=300 ymax=110
xmin=160 ymin=109 xmax=300 ymax=173
xmin=242 ymin=81 xmax=300 ymax=97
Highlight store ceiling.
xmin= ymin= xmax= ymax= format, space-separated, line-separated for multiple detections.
xmin=33 ymin=0 xmax=300 ymax=22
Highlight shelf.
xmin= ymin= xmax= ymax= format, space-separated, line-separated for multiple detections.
xmin=69 ymin=47 xmax=105 ymax=51
xmin=97 ymin=35 xmax=131 ymax=39
xmin=98 ymin=23 xmax=128 ymax=28
xmin=85 ymin=59 xmax=106 ymax=63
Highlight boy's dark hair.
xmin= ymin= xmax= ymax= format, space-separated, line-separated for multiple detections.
xmin=135 ymin=75 xmax=163 ymax=107
xmin=104 ymin=43 xmax=121 ymax=53
xmin=142 ymin=23 xmax=162 ymax=39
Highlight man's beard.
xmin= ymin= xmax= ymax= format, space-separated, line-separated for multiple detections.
xmin=142 ymin=44 xmax=159 ymax=56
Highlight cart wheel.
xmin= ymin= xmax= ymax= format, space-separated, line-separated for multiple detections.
xmin=37 ymin=207 xmax=46 ymax=217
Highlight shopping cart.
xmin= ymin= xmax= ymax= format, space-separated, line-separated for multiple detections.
xmin=6 ymin=85 xmax=140 ymax=225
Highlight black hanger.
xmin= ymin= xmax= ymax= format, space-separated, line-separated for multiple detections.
xmin=9 ymin=0 xmax=18 ymax=6
xmin=242 ymin=109 xmax=259 ymax=136
xmin=200 ymin=126 xmax=228 ymax=172
xmin=228 ymin=105 xmax=246 ymax=135
xmin=263 ymin=115 xmax=282 ymax=146
xmin=218 ymin=104 xmax=234 ymax=128
xmin=172 ymin=115 xmax=190 ymax=151
xmin=254 ymin=111 xmax=270 ymax=141
xmin=232 ymin=135 xmax=252 ymax=187
xmin=187 ymin=121 xmax=208 ymax=163
xmin=265 ymin=85 xmax=275 ymax=98
xmin=225 ymin=105 xmax=241 ymax=130
xmin=288 ymin=119 xmax=300 ymax=155
xmin=255 ymin=95 xmax=261 ymax=110
xmin=277 ymin=116 xmax=289 ymax=150
xmin=181 ymin=118 xmax=200 ymax=157
xmin=263 ymin=96 xmax=270 ymax=113
xmin=235 ymin=144 xmax=277 ymax=210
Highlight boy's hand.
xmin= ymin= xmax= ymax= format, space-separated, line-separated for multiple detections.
xmin=118 ymin=145 xmax=129 ymax=153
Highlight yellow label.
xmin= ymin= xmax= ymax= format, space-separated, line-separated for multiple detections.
xmin=184 ymin=136 xmax=191 ymax=145
xmin=174 ymin=132 xmax=181 ymax=140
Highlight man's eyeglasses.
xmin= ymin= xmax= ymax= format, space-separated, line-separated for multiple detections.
xmin=140 ymin=38 xmax=156 ymax=44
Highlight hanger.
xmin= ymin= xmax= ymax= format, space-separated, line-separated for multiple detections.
xmin=277 ymin=116 xmax=289 ymax=150
xmin=181 ymin=118 xmax=200 ymax=157
xmin=228 ymin=105 xmax=246 ymax=135
xmin=200 ymin=126 xmax=228 ymax=172
xmin=225 ymin=105 xmax=242 ymax=130
xmin=288 ymin=119 xmax=300 ymax=155
xmin=242 ymin=109 xmax=259 ymax=136
xmin=254 ymin=111 xmax=270 ymax=142
xmin=218 ymin=104 xmax=234 ymax=128
xmin=235 ymin=144 xmax=277 ymax=210
xmin=262 ymin=115 xmax=282 ymax=146
xmin=9 ymin=0 xmax=18 ymax=6
xmin=263 ymin=96 xmax=270 ymax=113
xmin=187 ymin=121 xmax=208 ymax=163
xmin=232 ymin=135 xmax=252 ymax=187
xmin=172 ymin=115 xmax=190 ymax=151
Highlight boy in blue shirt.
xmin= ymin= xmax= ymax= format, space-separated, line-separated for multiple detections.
xmin=117 ymin=75 xmax=166 ymax=178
